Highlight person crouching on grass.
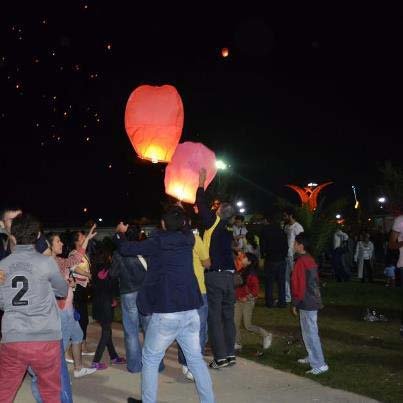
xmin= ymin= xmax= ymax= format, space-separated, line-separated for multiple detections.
xmin=291 ymin=233 xmax=329 ymax=375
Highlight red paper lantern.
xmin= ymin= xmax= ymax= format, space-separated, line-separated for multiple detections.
xmin=125 ymin=84 xmax=184 ymax=163
xmin=221 ymin=47 xmax=229 ymax=58
xmin=164 ymin=142 xmax=217 ymax=204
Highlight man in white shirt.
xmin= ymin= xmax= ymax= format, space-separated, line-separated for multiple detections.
xmin=233 ymin=215 xmax=248 ymax=252
xmin=283 ymin=208 xmax=304 ymax=302
xmin=332 ymin=228 xmax=350 ymax=282
xmin=389 ymin=214 xmax=403 ymax=336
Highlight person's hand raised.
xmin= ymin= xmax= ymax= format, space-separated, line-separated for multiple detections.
xmin=86 ymin=224 xmax=97 ymax=241
xmin=199 ymin=168 xmax=207 ymax=187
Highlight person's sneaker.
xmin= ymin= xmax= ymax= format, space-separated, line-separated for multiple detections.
xmin=306 ymin=365 xmax=329 ymax=375
xmin=297 ymin=357 xmax=310 ymax=364
xmin=127 ymin=398 xmax=142 ymax=403
xmin=226 ymin=356 xmax=236 ymax=366
xmin=65 ymin=357 xmax=74 ymax=364
xmin=73 ymin=367 xmax=97 ymax=378
xmin=82 ymin=350 xmax=96 ymax=356
xmin=263 ymin=334 xmax=273 ymax=350
xmin=234 ymin=343 xmax=242 ymax=351
xmin=209 ymin=359 xmax=229 ymax=369
xmin=111 ymin=357 xmax=126 ymax=365
xmin=91 ymin=362 xmax=108 ymax=370
xmin=182 ymin=365 xmax=195 ymax=382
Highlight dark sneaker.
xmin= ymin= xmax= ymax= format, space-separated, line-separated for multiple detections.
xmin=127 ymin=398 xmax=142 ymax=403
xmin=226 ymin=356 xmax=236 ymax=366
xmin=111 ymin=357 xmax=127 ymax=365
xmin=208 ymin=359 xmax=229 ymax=369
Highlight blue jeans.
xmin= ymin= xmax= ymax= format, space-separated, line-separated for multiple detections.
xmin=61 ymin=309 xmax=84 ymax=351
xmin=121 ymin=291 xmax=164 ymax=373
xmin=299 ymin=310 xmax=326 ymax=369
xmin=178 ymin=293 xmax=208 ymax=365
xmin=30 ymin=339 xmax=73 ymax=403
xmin=142 ymin=310 xmax=215 ymax=403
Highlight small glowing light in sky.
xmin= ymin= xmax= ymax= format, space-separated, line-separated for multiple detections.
xmin=239 ymin=208 xmax=246 ymax=213
xmin=108 ymin=164 xmax=112 ymax=169
xmin=83 ymin=208 xmax=88 ymax=213
xmin=98 ymin=218 xmax=103 ymax=222
xmin=86 ymin=137 xmax=90 ymax=141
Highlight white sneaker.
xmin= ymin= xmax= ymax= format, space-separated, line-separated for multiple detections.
xmin=182 ymin=365 xmax=195 ymax=382
xmin=65 ymin=357 xmax=74 ymax=364
xmin=263 ymin=334 xmax=272 ymax=350
xmin=81 ymin=350 xmax=95 ymax=356
xmin=306 ymin=365 xmax=329 ymax=375
xmin=74 ymin=367 xmax=97 ymax=378
xmin=234 ymin=343 xmax=242 ymax=350
xmin=297 ymin=356 xmax=310 ymax=364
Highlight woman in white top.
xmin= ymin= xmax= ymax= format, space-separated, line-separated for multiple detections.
xmin=354 ymin=233 xmax=374 ymax=282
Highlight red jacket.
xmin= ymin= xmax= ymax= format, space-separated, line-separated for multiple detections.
xmin=236 ymin=273 xmax=260 ymax=300
xmin=291 ymin=254 xmax=323 ymax=310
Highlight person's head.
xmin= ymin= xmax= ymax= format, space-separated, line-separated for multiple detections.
xmin=211 ymin=199 xmax=221 ymax=212
xmin=1 ymin=207 xmax=22 ymax=233
xmin=161 ymin=206 xmax=187 ymax=231
xmin=363 ymin=233 xmax=370 ymax=242
xmin=45 ymin=232 xmax=63 ymax=256
xmin=282 ymin=207 xmax=296 ymax=225
xmin=246 ymin=232 xmax=258 ymax=249
xmin=11 ymin=213 xmax=41 ymax=245
xmin=234 ymin=215 xmax=245 ymax=227
xmin=72 ymin=230 xmax=86 ymax=249
xmin=217 ymin=202 xmax=235 ymax=222
xmin=126 ymin=225 xmax=141 ymax=242
xmin=294 ymin=233 xmax=309 ymax=255
xmin=93 ymin=245 xmax=112 ymax=272
xmin=241 ymin=252 xmax=258 ymax=270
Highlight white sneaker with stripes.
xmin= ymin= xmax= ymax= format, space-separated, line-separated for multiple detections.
xmin=306 ymin=365 xmax=329 ymax=375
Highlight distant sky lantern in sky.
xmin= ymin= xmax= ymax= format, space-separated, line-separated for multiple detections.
xmin=221 ymin=47 xmax=229 ymax=58
xmin=125 ymin=84 xmax=184 ymax=163
xmin=164 ymin=142 xmax=217 ymax=204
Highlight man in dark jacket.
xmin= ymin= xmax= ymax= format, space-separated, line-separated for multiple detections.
xmin=196 ymin=168 xmax=237 ymax=369
xmin=115 ymin=207 xmax=214 ymax=403
xmin=260 ymin=215 xmax=289 ymax=308
xmin=110 ymin=225 xmax=150 ymax=373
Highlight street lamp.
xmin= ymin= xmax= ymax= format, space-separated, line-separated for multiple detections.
xmin=239 ymin=208 xmax=246 ymax=214
xmin=215 ymin=160 xmax=227 ymax=170
xmin=236 ymin=201 xmax=244 ymax=207
xmin=335 ymin=214 xmax=341 ymax=219
xmin=378 ymin=197 xmax=386 ymax=204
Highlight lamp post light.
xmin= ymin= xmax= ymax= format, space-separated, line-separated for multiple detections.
xmin=239 ymin=208 xmax=246 ymax=214
xmin=215 ymin=160 xmax=228 ymax=170
xmin=236 ymin=201 xmax=244 ymax=207
xmin=335 ymin=214 xmax=342 ymax=220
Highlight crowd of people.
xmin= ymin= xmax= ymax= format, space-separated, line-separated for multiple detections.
xmin=0 ymin=170 xmax=402 ymax=403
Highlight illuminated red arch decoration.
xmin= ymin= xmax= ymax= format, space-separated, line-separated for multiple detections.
xmin=286 ymin=182 xmax=333 ymax=211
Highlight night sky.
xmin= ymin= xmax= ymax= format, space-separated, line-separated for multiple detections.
xmin=1 ymin=2 xmax=402 ymax=225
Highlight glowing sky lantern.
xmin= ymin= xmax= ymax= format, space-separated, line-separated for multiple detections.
xmin=221 ymin=47 xmax=229 ymax=58
xmin=124 ymin=85 xmax=184 ymax=163
xmin=164 ymin=142 xmax=217 ymax=204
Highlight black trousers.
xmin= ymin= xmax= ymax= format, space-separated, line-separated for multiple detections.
xmin=264 ymin=260 xmax=286 ymax=307
xmin=94 ymin=322 xmax=118 ymax=363
xmin=205 ymin=271 xmax=236 ymax=361
xmin=74 ymin=285 xmax=89 ymax=340
xmin=362 ymin=260 xmax=373 ymax=283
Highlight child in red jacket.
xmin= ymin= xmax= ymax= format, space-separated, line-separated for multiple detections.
xmin=291 ymin=233 xmax=328 ymax=375
xmin=234 ymin=253 xmax=272 ymax=351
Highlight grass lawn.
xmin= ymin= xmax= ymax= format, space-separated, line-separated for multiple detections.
xmin=238 ymin=278 xmax=403 ymax=403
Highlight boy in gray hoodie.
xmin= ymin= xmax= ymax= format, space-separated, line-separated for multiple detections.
xmin=0 ymin=214 xmax=67 ymax=403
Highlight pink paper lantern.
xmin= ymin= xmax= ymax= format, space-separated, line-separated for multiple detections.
xmin=124 ymin=84 xmax=184 ymax=163
xmin=164 ymin=142 xmax=217 ymax=204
